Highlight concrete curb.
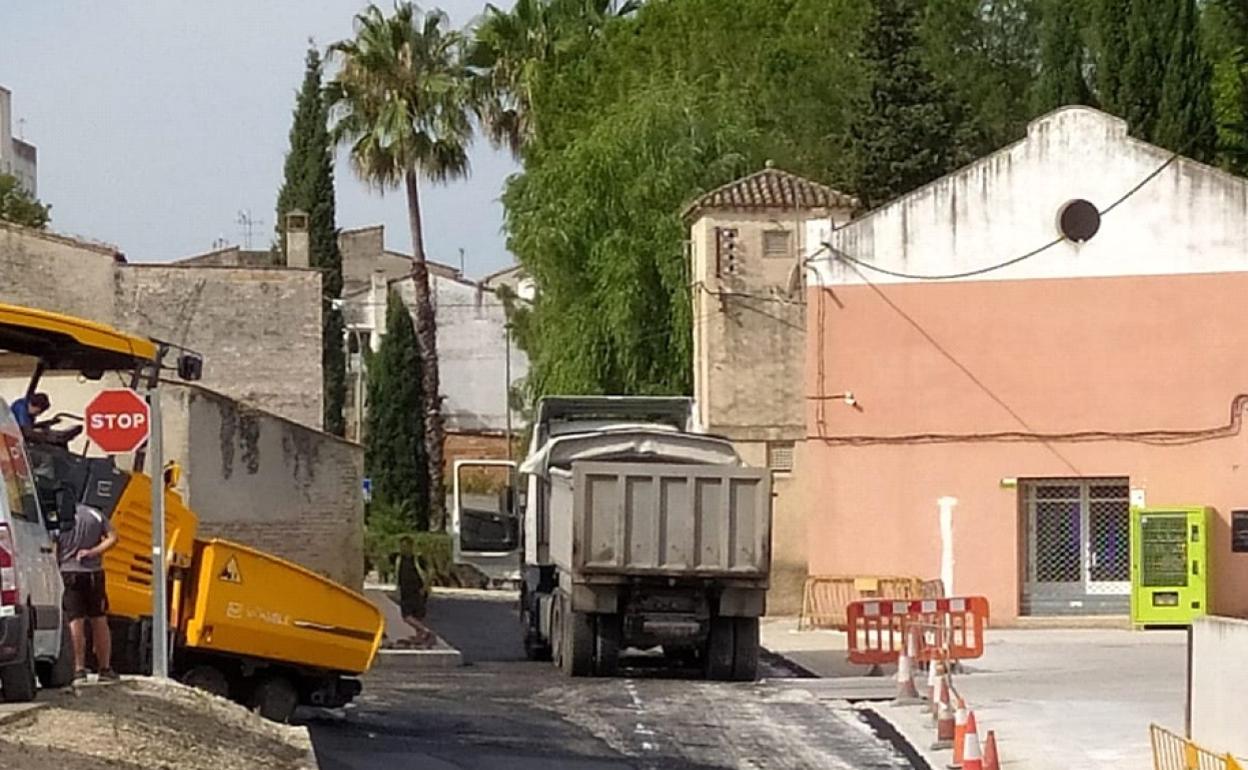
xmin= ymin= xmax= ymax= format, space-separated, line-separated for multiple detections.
xmin=366 ymin=587 xmax=465 ymax=668
xmin=0 ymin=701 xmax=47 ymax=726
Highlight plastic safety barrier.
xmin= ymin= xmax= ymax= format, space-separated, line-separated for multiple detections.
xmin=846 ymin=596 xmax=989 ymax=666
xmin=1150 ymin=724 xmax=1244 ymax=770
xmin=799 ymin=576 xmax=925 ymax=631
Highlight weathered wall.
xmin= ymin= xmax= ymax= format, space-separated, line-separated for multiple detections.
xmin=734 ymin=440 xmax=806 ymax=615
xmin=1189 ymin=616 xmax=1248 ymax=759
xmin=0 ymin=374 xmax=364 ymax=590
xmin=115 ymin=266 xmax=323 ymax=427
xmin=0 ymin=223 xmax=323 ymax=429
xmin=0 ymin=222 xmax=120 ymax=318
xmin=168 ymin=383 xmax=364 ymax=590
xmin=393 ymin=274 xmax=528 ymax=434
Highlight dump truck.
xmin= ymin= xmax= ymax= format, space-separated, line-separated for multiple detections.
xmin=0 ymin=302 xmax=383 ymax=719
xmin=453 ymin=396 xmax=771 ymax=680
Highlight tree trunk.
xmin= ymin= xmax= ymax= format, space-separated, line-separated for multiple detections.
xmin=404 ymin=168 xmax=447 ymax=531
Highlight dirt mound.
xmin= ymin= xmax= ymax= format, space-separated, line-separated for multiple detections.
xmin=0 ymin=678 xmax=312 ymax=770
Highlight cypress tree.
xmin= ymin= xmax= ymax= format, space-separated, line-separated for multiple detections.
xmin=1119 ymin=1 xmax=1172 ymax=139
xmin=1095 ymin=0 xmax=1130 ymax=114
xmin=365 ymin=293 xmax=429 ymax=530
xmin=276 ymin=44 xmax=347 ymax=436
xmin=851 ymin=0 xmax=958 ymax=209
xmin=1032 ymin=0 xmax=1092 ymax=114
xmin=1154 ymin=0 xmax=1217 ymax=161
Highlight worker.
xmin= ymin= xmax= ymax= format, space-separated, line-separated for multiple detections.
xmin=58 ymin=502 xmax=119 ymax=681
xmin=395 ymin=536 xmax=428 ymax=621
xmin=10 ymin=392 xmax=49 ymax=430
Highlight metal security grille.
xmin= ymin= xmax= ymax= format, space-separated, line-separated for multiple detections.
xmin=1022 ymin=477 xmax=1131 ymax=616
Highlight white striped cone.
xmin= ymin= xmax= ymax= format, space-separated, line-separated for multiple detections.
xmin=961 ymin=726 xmax=984 ymax=770
xmin=894 ymin=630 xmax=922 ymax=705
xmin=926 ymin=660 xmax=940 ymax=713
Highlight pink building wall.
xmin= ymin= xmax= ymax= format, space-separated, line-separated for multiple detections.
xmin=803 ymin=272 xmax=1248 ymax=622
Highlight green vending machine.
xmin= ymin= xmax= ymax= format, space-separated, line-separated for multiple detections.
xmin=1130 ymin=506 xmax=1210 ymax=627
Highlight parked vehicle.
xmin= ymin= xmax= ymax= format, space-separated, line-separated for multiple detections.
xmin=453 ymin=396 xmax=772 ymax=680
xmin=0 ymin=302 xmax=383 ymax=720
xmin=0 ymin=397 xmax=75 ymax=701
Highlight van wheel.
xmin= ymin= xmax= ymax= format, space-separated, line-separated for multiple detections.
xmin=251 ymin=675 xmax=299 ymax=723
xmin=181 ymin=665 xmax=230 ymax=699
xmin=38 ymin=619 xmax=75 ymax=689
xmin=1 ymin=635 xmax=38 ymax=702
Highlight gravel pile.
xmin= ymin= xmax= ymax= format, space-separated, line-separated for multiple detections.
xmin=0 ymin=678 xmax=313 ymax=770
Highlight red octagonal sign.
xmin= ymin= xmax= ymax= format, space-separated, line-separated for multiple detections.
xmin=85 ymin=389 xmax=151 ymax=454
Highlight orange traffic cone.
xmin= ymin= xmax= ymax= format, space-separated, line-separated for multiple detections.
xmin=931 ymin=676 xmax=951 ymax=726
xmin=961 ymin=711 xmax=983 ymax=770
xmin=982 ymin=730 xmax=1000 ymax=770
xmin=931 ymin=684 xmax=956 ymax=750
xmin=948 ymin=700 xmax=968 ymax=768
xmin=926 ymin=659 xmax=939 ymax=711
xmin=894 ymin=629 xmax=922 ymax=705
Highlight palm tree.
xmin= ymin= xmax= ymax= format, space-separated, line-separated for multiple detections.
xmin=328 ymin=3 xmax=475 ymax=531
xmin=470 ymin=0 xmax=640 ymax=155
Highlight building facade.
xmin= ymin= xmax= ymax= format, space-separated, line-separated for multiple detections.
xmin=337 ymin=224 xmax=529 ymax=462
xmin=0 ymin=86 xmax=37 ymax=195
xmin=803 ymin=107 xmax=1248 ymax=622
xmin=686 ymin=167 xmax=857 ymax=614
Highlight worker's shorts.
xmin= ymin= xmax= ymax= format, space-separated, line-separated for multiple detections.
xmin=62 ymin=571 xmax=109 ymax=620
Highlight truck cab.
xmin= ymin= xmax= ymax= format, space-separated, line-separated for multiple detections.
xmin=0 ymin=397 xmax=77 ymax=701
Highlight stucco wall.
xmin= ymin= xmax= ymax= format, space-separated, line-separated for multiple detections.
xmin=803 ymin=273 xmax=1248 ymax=621
xmin=0 ymin=223 xmax=323 ymax=428
xmin=393 ymin=275 xmax=528 ymax=434
xmin=0 ymin=374 xmax=364 ymax=590
xmin=1189 ymin=616 xmax=1248 ymax=760
xmin=168 ymin=384 xmax=364 ymax=590
xmin=734 ymin=440 xmax=806 ymax=614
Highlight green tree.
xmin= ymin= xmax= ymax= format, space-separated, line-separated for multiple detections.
xmin=0 ymin=174 xmax=50 ymax=229
xmin=1095 ymin=0 xmax=1130 ymax=113
xmin=1205 ymin=0 xmax=1248 ymax=172
xmin=329 ymin=4 xmax=478 ymax=530
xmin=1119 ymin=1 xmax=1172 ymax=139
xmin=1155 ymin=0 xmax=1217 ymax=161
xmin=276 ymin=44 xmax=347 ymax=436
xmin=365 ymin=293 xmax=429 ymax=530
xmin=851 ymin=0 xmax=960 ymax=208
xmin=1032 ymin=0 xmax=1092 ymax=114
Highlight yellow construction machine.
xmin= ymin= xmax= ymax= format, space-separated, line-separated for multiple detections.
xmin=0 ymin=302 xmax=382 ymax=720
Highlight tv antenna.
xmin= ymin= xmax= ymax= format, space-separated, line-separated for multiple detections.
xmin=236 ymin=209 xmax=264 ymax=249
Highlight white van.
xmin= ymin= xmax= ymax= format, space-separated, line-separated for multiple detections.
xmin=0 ymin=397 xmax=74 ymax=700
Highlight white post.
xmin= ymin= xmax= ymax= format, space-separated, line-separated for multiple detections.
xmin=148 ymin=392 xmax=168 ymax=679
xmin=938 ymin=496 xmax=958 ymax=597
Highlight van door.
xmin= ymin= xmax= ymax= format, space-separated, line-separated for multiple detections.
xmin=0 ymin=408 xmax=61 ymax=657
xmin=451 ymin=460 xmax=521 ymax=586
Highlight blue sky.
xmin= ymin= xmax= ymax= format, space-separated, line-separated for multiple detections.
xmin=0 ymin=0 xmax=518 ymax=277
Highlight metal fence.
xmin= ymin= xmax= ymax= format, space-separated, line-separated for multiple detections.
xmin=1151 ymin=724 xmax=1244 ymax=770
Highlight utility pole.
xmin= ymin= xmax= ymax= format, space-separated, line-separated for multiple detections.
xmin=148 ymin=392 xmax=168 ymax=679
xmin=504 ymin=322 xmax=513 ymax=462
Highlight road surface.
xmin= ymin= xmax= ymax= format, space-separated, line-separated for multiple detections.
xmin=307 ymin=592 xmax=923 ymax=770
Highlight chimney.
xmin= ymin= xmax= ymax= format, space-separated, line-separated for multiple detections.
xmin=284 ymin=210 xmax=310 ymax=269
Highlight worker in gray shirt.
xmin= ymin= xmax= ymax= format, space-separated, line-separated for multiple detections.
xmin=57 ymin=503 xmax=119 ymax=681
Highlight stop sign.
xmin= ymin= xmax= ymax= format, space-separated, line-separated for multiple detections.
xmin=85 ymin=389 xmax=151 ymax=454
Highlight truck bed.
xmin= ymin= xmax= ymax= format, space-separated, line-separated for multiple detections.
xmin=550 ymin=461 xmax=771 ymax=581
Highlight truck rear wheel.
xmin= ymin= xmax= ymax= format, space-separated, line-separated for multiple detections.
xmin=593 ymin=613 xmax=621 ymax=677
xmin=730 ymin=617 xmax=760 ymax=681
xmin=704 ymin=617 xmax=735 ymax=681
xmin=251 ymin=674 xmax=299 ymax=723
xmin=554 ymin=593 xmax=593 ymax=677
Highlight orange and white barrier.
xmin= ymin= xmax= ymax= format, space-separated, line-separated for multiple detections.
xmin=846 ymin=596 xmax=989 ymax=667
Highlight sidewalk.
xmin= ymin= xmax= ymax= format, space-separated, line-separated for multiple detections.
xmin=761 ymin=617 xmax=1187 ymax=769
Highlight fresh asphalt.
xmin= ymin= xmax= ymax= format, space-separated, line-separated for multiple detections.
xmin=306 ymin=592 xmax=923 ymax=770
